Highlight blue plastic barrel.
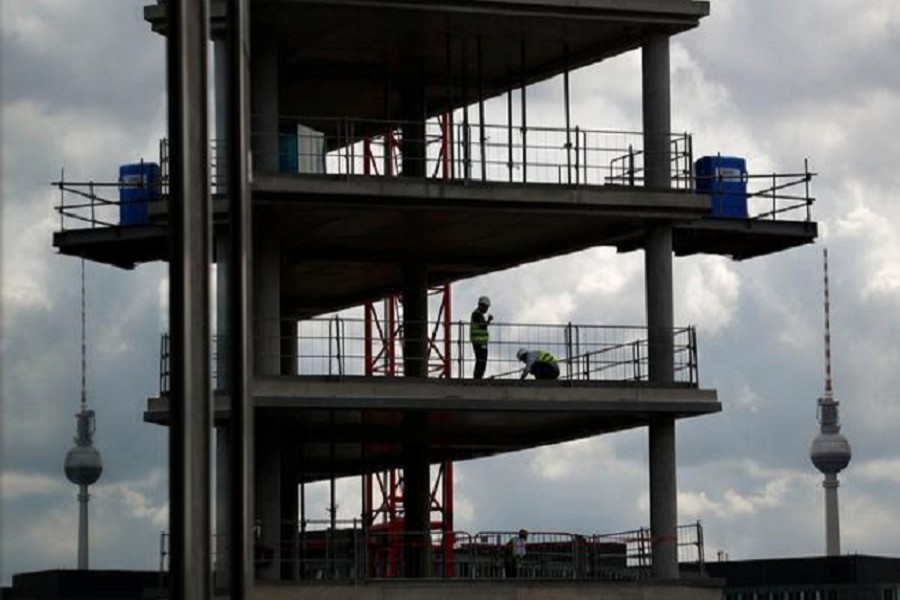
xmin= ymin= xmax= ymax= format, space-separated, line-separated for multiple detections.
xmin=119 ymin=162 xmax=160 ymax=226
xmin=694 ymin=156 xmax=748 ymax=218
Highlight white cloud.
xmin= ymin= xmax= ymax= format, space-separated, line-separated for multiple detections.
xmin=855 ymin=458 xmax=900 ymax=484
xmin=734 ymin=384 xmax=765 ymax=414
xmin=1 ymin=471 xmax=66 ymax=500
xmin=832 ymin=203 xmax=900 ymax=300
xmin=676 ymin=256 xmax=741 ymax=334
xmin=99 ymin=469 xmax=170 ymax=528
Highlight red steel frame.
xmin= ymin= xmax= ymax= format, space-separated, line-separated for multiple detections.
xmin=362 ymin=116 xmax=455 ymax=576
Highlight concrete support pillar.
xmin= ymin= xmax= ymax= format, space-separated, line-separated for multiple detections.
xmin=645 ymin=226 xmax=675 ymax=382
xmin=280 ymin=452 xmax=300 ymax=580
xmin=214 ymin=231 xmax=231 ymax=588
xmin=251 ymin=35 xmax=279 ymax=173
xmin=824 ymin=473 xmax=841 ymax=556
xmin=253 ymin=213 xmax=281 ymax=377
xmin=254 ymin=421 xmax=281 ymax=581
xmin=214 ymin=38 xmax=228 ymax=195
xmin=401 ymin=85 xmax=427 ymax=178
xmin=401 ymin=262 xmax=428 ymax=378
xmin=642 ymin=32 xmax=678 ymax=580
xmin=402 ymin=413 xmax=432 ymax=578
xmin=215 ymin=426 xmax=231 ymax=588
xmin=400 ymin=263 xmax=431 ymax=576
xmin=280 ymin=319 xmax=298 ymax=376
xmin=648 ymin=418 xmax=677 ymax=578
xmin=642 ymin=33 xmax=671 ymax=190
xmin=213 ymin=35 xmax=231 ymax=583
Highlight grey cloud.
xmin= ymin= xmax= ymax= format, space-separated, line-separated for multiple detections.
xmin=1 ymin=2 xmax=165 ymax=122
xmin=6 ymin=0 xmax=900 ymax=584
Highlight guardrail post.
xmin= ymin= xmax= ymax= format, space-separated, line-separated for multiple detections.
xmin=628 ymin=145 xmax=635 ymax=186
xmin=690 ymin=326 xmax=698 ymax=385
xmin=58 ymin=169 xmax=65 ymax=231
xmin=771 ymin=172 xmax=777 ymax=219
xmin=582 ymin=129 xmax=589 ymax=184
xmin=574 ymin=126 xmax=581 ymax=186
xmin=804 ymin=157 xmax=812 ymax=222
xmin=336 ymin=315 xmax=344 ymax=376
xmin=457 ymin=320 xmax=465 ymax=379
xmin=89 ymin=180 xmax=96 ymax=227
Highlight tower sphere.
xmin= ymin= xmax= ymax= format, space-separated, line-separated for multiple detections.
xmin=810 ymin=432 xmax=851 ymax=474
xmin=65 ymin=445 xmax=103 ymax=486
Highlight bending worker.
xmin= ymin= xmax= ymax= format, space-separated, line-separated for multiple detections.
xmin=470 ymin=296 xmax=493 ymax=379
xmin=516 ymin=347 xmax=560 ymax=380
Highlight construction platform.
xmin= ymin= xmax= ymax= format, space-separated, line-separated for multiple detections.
xmin=145 ymin=377 xmax=719 ymax=482
xmin=253 ymin=579 xmax=724 ymax=600
xmin=53 ymin=174 xmax=816 ymax=316
xmin=146 ymin=0 xmax=710 ymax=127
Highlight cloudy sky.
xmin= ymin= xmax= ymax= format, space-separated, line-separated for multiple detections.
xmin=3 ymin=0 xmax=900 ymax=585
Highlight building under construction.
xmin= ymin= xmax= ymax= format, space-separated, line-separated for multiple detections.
xmin=52 ymin=0 xmax=818 ymax=598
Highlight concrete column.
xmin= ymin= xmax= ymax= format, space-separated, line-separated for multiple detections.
xmin=400 ymin=263 xmax=431 ymax=576
xmin=214 ymin=38 xmax=228 ymax=195
xmin=400 ymin=85 xmax=427 ymax=178
xmin=214 ymin=231 xmax=231 ymax=588
xmin=280 ymin=452 xmax=300 ymax=580
xmin=401 ymin=262 xmax=428 ymax=378
xmin=251 ymin=35 xmax=279 ymax=173
xmin=253 ymin=212 xmax=281 ymax=377
xmin=648 ymin=419 xmax=677 ymax=578
xmin=280 ymin=319 xmax=298 ymax=376
xmin=642 ymin=33 xmax=671 ymax=190
xmin=642 ymin=32 xmax=678 ymax=580
xmin=824 ymin=473 xmax=841 ymax=556
xmin=402 ymin=414 xmax=432 ymax=578
xmin=215 ymin=427 xmax=231 ymax=588
xmin=645 ymin=226 xmax=675 ymax=382
xmin=213 ymin=36 xmax=231 ymax=584
xmin=254 ymin=420 xmax=281 ymax=581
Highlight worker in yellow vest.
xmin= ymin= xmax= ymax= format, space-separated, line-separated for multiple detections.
xmin=470 ymin=296 xmax=493 ymax=379
xmin=516 ymin=348 xmax=560 ymax=380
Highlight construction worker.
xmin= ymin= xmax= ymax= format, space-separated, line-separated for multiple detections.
xmin=506 ymin=528 xmax=528 ymax=578
xmin=516 ymin=347 xmax=560 ymax=380
xmin=470 ymin=296 xmax=493 ymax=379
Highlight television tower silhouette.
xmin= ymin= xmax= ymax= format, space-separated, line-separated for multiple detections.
xmin=64 ymin=260 xmax=103 ymax=569
xmin=809 ymin=248 xmax=851 ymax=556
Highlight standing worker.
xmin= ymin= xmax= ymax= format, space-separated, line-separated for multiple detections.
xmin=506 ymin=528 xmax=529 ymax=578
xmin=516 ymin=348 xmax=560 ymax=380
xmin=470 ymin=296 xmax=493 ymax=379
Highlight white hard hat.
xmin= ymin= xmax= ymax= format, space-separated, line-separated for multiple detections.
xmin=478 ymin=295 xmax=491 ymax=307
xmin=516 ymin=347 xmax=527 ymax=360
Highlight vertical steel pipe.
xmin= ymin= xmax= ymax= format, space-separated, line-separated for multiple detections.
xmin=520 ymin=40 xmax=527 ymax=184
xmin=477 ymin=36 xmax=486 ymax=181
xmin=507 ymin=81 xmax=514 ymax=182
xmin=564 ymin=44 xmax=572 ymax=185
xmin=226 ymin=0 xmax=253 ymax=594
xmin=166 ymin=0 xmax=212 ymax=597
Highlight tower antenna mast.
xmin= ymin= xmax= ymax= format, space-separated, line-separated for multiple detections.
xmin=823 ymin=248 xmax=833 ymax=401
xmin=64 ymin=259 xmax=103 ymax=569
xmin=809 ymin=248 xmax=851 ymax=556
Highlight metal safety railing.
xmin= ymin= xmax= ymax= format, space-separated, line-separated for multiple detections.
xmin=52 ymin=139 xmax=223 ymax=231
xmin=250 ymin=115 xmax=694 ymax=189
xmin=159 ymin=521 xmax=706 ymax=582
xmin=692 ymin=157 xmax=817 ymax=222
xmin=158 ymin=318 xmax=698 ymax=394
xmin=52 ymin=114 xmax=816 ymax=231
